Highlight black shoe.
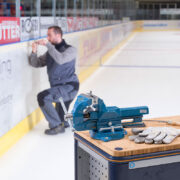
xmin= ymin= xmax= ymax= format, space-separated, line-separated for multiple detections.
xmin=64 ymin=121 xmax=70 ymax=128
xmin=44 ymin=124 xmax=65 ymax=135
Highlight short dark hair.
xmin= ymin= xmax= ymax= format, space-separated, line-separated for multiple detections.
xmin=48 ymin=26 xmax=63 ymax=36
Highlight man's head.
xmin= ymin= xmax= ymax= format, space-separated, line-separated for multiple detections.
xmin=47 ymin=26 xmax=63 ymax=45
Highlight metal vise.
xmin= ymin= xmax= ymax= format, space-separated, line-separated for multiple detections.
xmin=65 ymin=92 xmax=149 ymax=142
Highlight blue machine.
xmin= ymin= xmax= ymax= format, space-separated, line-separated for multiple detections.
xmin=66 ymin=92 xmax=149 ymax=142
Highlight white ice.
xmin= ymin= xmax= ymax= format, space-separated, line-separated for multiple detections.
xmin=1 ymin=31 xmax=180 ymax=180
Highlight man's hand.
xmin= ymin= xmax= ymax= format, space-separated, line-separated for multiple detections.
xmin=32 ymin=39 xmax=48 ymax=53
xmin=32 ymin=42 xmax=37 ymax=53
xmin=36 ymin=39 xmax=48 ymax=46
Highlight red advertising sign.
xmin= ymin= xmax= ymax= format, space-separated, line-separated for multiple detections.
xmin=0 ymin=17 xmax=20 ymax=45
xmin=67 ymin=17 xmax=99 ymax=32
xmin=67 ymin=17 xmax=74 ymax=32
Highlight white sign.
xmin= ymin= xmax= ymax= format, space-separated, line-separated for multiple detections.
xmin=56 ymin=17 xmax=68 ymax=33
xmin=20 ymin=17 xmax=40 ymax=41
xmin=160 ymin=9 xmax=180 ymax=15
xmin=40 ymin=17 xmax=56 ymax=37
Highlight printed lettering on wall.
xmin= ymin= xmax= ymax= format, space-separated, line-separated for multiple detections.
xmin=0 ymin=58 xmax=13 ymax=134
xmin=0 ymin=59 xmax=12 ymax=80
xmin=78 ymin=31 xmax=101 ymax=66
xmin=100 ymin=30 xmax=111 ymax=47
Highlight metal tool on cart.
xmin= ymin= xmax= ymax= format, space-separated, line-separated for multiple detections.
xmin=60 ymin=92 xmax=149 ymax=142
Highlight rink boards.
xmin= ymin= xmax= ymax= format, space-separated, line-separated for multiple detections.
xmin=0 ymin=21 xmax=135 ymax=156
xmin=1 ymin=19 xmax=180 ymax=156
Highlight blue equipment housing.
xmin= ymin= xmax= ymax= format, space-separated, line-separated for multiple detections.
xmin=71 ymin=92 xmax=149 ymax=142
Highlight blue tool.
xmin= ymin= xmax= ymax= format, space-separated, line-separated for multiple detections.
xmin=64 ymin=92 xmax=149 ymax=142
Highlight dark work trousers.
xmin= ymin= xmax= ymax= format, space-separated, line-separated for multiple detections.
xmin=37 ymin=83 xmax=79 ymax=129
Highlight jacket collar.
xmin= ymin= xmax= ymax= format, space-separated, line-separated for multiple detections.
xmin=55 ymin=39 xmax=67 ymax=50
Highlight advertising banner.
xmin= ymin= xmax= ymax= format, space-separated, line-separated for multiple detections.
xmin=78 ymin=30 xmax=100 ymax=66
xmin=56 ymin=17 xmax=68 ymax=33
xmin=67 ymin=17 xmax=77 ymax=32
xmin=40 ymin=17 xmax=56 ymax=37
xmin=45 ymin=17 xmax=99 ymax=34
xmin=142 ymin=20 xmax=180 ymax=30
xmin=20 ymin=17 xmax=40 ymax=41
xmin=143 ymin=21 xmax=168 ymax=29
xmin=0 ymin=17 xmax=20 ymax=44
xmin=67 ymin=17 xmax=99 ymax=32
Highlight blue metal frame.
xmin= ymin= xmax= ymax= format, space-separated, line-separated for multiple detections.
xmin=74 ymin=132 xmax=180 ymax=180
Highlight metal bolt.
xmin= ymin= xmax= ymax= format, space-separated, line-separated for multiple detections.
xmin=108 ymin=122 xmax=112 ymax=126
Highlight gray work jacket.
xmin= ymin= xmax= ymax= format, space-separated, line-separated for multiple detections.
xmin=29 ymin=39 xmax=79 ymax=87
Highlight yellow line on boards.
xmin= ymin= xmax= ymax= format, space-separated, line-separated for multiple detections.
xmin=0 ymin=108 xmax=44 ymax=157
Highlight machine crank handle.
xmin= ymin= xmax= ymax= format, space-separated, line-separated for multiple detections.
xmin=59 ymin=97 xmax=74 ymax=131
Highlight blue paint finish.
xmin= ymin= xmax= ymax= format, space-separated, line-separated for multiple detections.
xmin=109 ymin=161 xmax=180 ymax=180
xmin=72 ymin=93 xmax=148 ymax=142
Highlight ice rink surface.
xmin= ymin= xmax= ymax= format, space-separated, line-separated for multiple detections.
xmin=1 ymin=31 xmax=180 ymax=180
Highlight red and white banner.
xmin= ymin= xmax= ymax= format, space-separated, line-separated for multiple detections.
xmin=0 ymin=17 xmax=20 ymax=44
xmin=67 ymin=17 xmax=98 ymax=32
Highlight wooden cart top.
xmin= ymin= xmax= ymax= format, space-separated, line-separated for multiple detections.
xmin=75 ymin=116 xmax=180 ymax=157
